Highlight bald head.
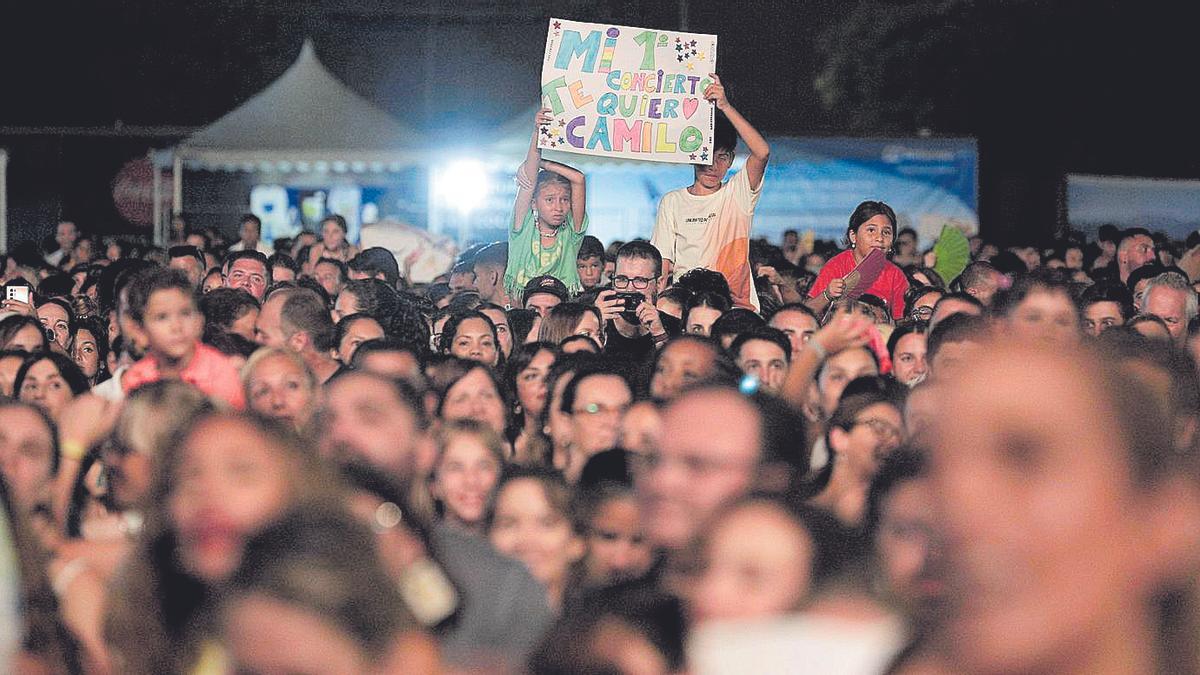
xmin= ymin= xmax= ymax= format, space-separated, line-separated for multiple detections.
xmin=636 ymin=387 xmax=762 ymax=551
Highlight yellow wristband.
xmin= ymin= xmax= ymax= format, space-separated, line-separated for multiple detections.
xmin=60 ymin=440 xmax=87 ymax=462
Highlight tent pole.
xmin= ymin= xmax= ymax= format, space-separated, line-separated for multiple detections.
xmin=172 ymin=153 xmax=183 ymax=219
xmin=151 ymin=150 xmax=163 ymax=246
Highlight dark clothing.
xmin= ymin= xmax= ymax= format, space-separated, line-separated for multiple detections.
xmin=604 ymin=313 xmax=681 ymax=394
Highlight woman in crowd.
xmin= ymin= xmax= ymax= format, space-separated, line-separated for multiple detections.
xmin=538 ymin=302 xmax=605 ymax=349
xmin=810 ymin=376 xmax=905 ymax=526
xmin=14 ymin=352 xmax=90 ymax=420
xmin=429 ymin=419 xmax=505 ymax=534
xmin=431 ymin=357 xmax=511 ymax=441
xmin=576 ymin=481 xmax=653 ymax=588
xmin=438 ymin=310 xmax=502 ymax=368
xmin=306 ymin=215 xmax=360 ymax=270
xmin=488 ymin=467 xmax=585 ymax=612
xmin=335 ymin=312 xmax=386 ymax=367
xmin=504 ymin=341 xmax=556 ymax=466
xmin=71 ymin=317 xmax=109 ymax=386
xmin=241 ymin=348 xmax=319 ymax=432
xmin=683 ymin=291 xmax=732 ymax=337
xmin=807 ymin=201 xmax=909 ymax=321
xmin=0 ymin=315 xmax=51 ymax=353
xmin=105 ymin=411 xmax=344 ymax=674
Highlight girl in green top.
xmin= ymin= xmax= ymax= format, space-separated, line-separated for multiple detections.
xmin=505 ymin=107 xmax=589 ymax=300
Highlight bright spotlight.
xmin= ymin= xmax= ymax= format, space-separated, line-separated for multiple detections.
xmin=435 ymin=159 xmax=490 ymax=215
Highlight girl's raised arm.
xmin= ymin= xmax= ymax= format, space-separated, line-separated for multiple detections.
xmin=538 ymin=158 xmax=586 ymax=232
xmin=513 ymin=108 xmax=552 ymax=232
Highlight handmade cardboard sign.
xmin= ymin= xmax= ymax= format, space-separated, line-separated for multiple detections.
xmin=539 ymin=18 xmax=718 ymax=164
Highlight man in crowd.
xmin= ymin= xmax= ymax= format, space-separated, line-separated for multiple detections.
xmin=46 ymin=221 xmax=79 ymax=267
xmin=223 ymin=250 xmax=271 ymax=302
xmin=227 ymin=214 xmax=273 ymax=255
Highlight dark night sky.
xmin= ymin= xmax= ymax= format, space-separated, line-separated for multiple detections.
xmin=2 ymin=0 xmax=1199 ymax=245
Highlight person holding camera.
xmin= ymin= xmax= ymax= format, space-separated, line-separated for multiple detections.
xmin=594 ymin=241 xmax=681 ymax=364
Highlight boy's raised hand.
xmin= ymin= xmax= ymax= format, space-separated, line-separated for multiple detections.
xmin=703 ymin=74 xmax=729 ymax=111
xmin=535 ymin=107 xmax=554 ymax=128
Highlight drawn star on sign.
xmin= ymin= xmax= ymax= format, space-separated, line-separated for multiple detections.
xmin=686 ymin=63 xmax=694 ymax=71
xmin=553 ymin=21 xmax=561 ymax=29
xmin=677 ymin=55 xmax=684 ymax=62
xmin=690 ymin=154 xmax=697 ymax=160
xmin=558 ymin=119 xmax=566 ymax=127
xmin=701 ymin=152 xmax=708 ymax=160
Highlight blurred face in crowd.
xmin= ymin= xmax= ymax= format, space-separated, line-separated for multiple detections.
xmin=448 ymin=317 xmax=498 ymax=366
xmin=319 ymin=373 xmax=426 ymax=478
xmin=1006 ymin=288 xmax=1079 ymax=345
xmin=875 ymin=475 xmax=946 ymax=625
xmin=891 ymin=331 xmax=928 ymax=386
xmin=1119 ymin=234 xmax=1155 ymax=275
xmin=584 ymin=492 xmax=653 ymax=586
xmin=228 ymin=307 xmax=259 ymax=344
xmin=736 ymin=339 xmax=789 ymax=394
xmin=0 ymin=353 xmax=24 ymax=397
xmin=4 ymin=323 xmax=46 ymax=354
xmin=636 ymin=388 xmax=760 ymax=551
xmin=621 ymin=400 xmax=662 ymax=457
xmin=314 ymin=261 xmax=345 ymax=298
xmin=245 ymin=353 xmax=316 ymax=430
xmin=432 ymin=430 xmax=501 ymax=530
xmin=685 ymin=306 xmax=723 ymax=337
xmin=225 ymin=594 xmax=369 ymax=675
xmin=226 ymin=258 xmax=269 ymax=301
xmin=1064 ymin=247 xmax=1084 ymax=270
xmin=1082 ymin=300 xmax=1125 ymax=337
xmin=169 ymin=254 xmax=205 ymax=288
xmin=525 ymin=292 xmax=561 ymax=319
xmin=202 ymin=269 xmax=224 ymax=294
xmin=441 ymin=367 xmax=507 ymax=436
xmin=572 ymin=312 xmax=604 ymax=348
xmin=829 ymin=402 xmax=904 ymax=479
xmin=479 ymin=307 xmax=513 ymax=359
xmin=688 ymin=500 xmax=813 ymax=624
xmin=568 ymin=373 xmax=633 ymax=461
xmin=577 ymin=255 xmax=603 ymax=290
xmin=239 ymin=219 xmax=261 ymax=246
xmin=320 ymin=219 xmax=346 ymax=250
xmin=769 ymin=309 xmax=818 ymax=361
xmin=169 ymin=416 xmax=293 ymax=582
xmin=1144 ymin=285 xmax=1189 ymax=343
xmin=926 ymin=342 xmax=1194 ymax=674
xmin=72 ymin=328 xmax=101 ymax=380
xmin=137 ymin=288 xmax=203 ymax=363
xmin=337 ymin=316 xmax=385 ymax=367
xmin=37 ymin=302 xmax=71 ymax=351
xmin=650 ymin=339 xmax=716 ymax=402
xmin=255 ymin=294 xmax=289 ymax=349
xmin=515 ymin=349 xmax=555 ymax=421
xmin=19 ymin=358 xmax=76 ymax=419
xmin=816 ymin=347 xmax=878 ymax=418
xmin=332 ymin=289 xmax=360 ymax=324
xmin=271 ymin=265 xmax=295 ymax=284
xmin=0 ymin=405 xmax=56 ymax=512
xmin=489 ymin=478 xmax=584 ymax=602
xmin=930 ymin=298 xmax=982 ymax=328
xmin=56 ymin=221 xmax=78 ymax=251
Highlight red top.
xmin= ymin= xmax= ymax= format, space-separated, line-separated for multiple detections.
xmin=808 ymin=249 xmax=910 ymax=320
xmin=121 ymin=341 xmax=246 ymax=410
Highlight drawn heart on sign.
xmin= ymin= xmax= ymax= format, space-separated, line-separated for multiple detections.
xmin=682 ymin=98 xmax=699 ymax=119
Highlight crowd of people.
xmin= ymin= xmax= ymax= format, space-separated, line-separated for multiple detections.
xmin=1 ymin=81 xmax=1200 ymax=674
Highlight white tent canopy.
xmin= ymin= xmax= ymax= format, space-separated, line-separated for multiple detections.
xmin=159 ymin=39 xmax=425 ymax=242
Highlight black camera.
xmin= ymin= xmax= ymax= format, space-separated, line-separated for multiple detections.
xmin=613 ymin=291 xmax=644 ymax=321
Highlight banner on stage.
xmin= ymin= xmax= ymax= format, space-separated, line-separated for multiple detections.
xmin=540 ymin=18 xmax=718 ymax=164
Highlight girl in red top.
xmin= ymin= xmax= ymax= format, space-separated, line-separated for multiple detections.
xmin=806 ymin=201 xmax=909 ymax=320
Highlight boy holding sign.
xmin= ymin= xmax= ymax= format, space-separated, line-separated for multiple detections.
xmin=651 ymin=74 xmax=770 ymax=311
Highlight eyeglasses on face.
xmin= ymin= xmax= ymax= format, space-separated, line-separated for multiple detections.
xmin=613 ymin=275 xmax=658 ymax=290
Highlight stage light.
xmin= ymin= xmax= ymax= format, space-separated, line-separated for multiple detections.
xmin=434 ymin=159 xmax=490 ymax=214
